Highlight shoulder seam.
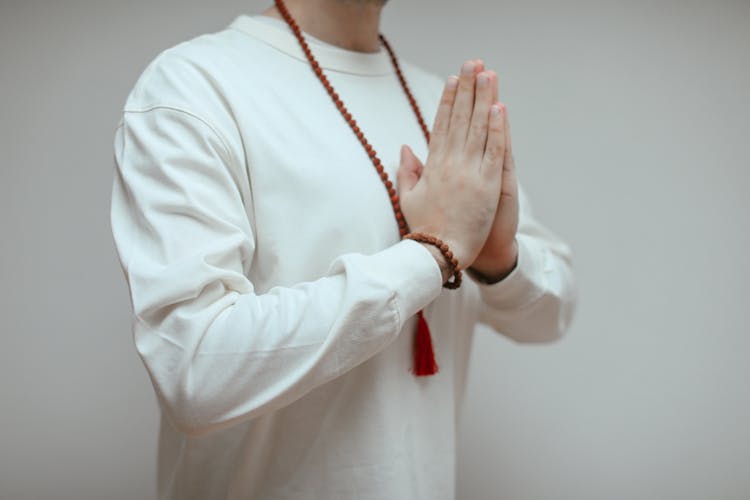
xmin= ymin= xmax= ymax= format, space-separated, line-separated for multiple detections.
xmin=121 ymin=105 xmax=235 ymax=162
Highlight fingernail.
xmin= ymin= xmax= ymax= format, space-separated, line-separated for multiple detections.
xmin=491 ymin=104 xmax=502 ymax=116
xmin=477 ymin=73 xmax=488 ymax=87
xmin=446 ymin=76 xmax=458 ymax=89
xmin=461 ymin=61 xmax=475 ymax=76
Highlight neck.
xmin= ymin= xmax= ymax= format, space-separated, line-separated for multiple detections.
xmin=261 ymin=0 xmax=386 ymax=53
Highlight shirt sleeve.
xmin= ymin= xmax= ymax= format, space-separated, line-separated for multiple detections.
xmin=110 ymin=106 xmax=443 ymax=437
xmin=473 ymin=182 xmax=578 ymax=342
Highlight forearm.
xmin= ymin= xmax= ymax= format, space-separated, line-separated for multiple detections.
xmin=130 ymin=240 xmax=442 ymax=437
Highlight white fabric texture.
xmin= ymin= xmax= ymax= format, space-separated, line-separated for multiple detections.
xmin=110 ymin=13 xmax=577 ymax=500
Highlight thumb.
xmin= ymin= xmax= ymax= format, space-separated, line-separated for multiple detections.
xmin=396 ymin=144 xmax=424 ymax=194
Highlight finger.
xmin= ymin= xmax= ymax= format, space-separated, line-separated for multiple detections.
xmin=465 ymin=70 xmax=494 ymax=162
xmin=397 ymin=144 xmax=424 ymax=194
xmin=503 ymin=103 xmax=514 ymax=173
xmin=428 ymin=75 xmax=459 ymax=158
xmin=480 ymin=103 xmax=506 ymax=182
xmin=499 ymin=105 xmax=518 ymax=212
xmin=490 ymin=72 xmax=499 ymax=155
xmin=447 ymin=60 xmax=478 ymax=153
xmin=491 ymin=70 xmax=498 ymax=105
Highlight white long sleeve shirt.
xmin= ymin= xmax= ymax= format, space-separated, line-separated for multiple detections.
xmin=110 ymin=13 xmax=577 ymax=500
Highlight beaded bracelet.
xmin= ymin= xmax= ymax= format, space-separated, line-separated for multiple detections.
xmin=403 ymin=232 xmax=462 ymax=289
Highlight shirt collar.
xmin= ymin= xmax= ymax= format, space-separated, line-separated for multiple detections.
xmin=227 ymin=14 xmax=395 ymax=76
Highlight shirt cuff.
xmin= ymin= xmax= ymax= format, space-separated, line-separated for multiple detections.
xmin=366 ymin=239 xmax=444 ymax=323
xmin=469 ymin=234 xmax=549 ymax=311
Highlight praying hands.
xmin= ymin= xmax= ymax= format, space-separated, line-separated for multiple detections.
xmin=397 ymin=59 xmax=520 ymax=283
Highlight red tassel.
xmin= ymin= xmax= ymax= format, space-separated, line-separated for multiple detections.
xmin=414 ymin=309 xmax=438 ymax=376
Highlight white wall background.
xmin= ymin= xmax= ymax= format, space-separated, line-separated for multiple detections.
xmin=1 ymin=1 xmax=748 ymax=499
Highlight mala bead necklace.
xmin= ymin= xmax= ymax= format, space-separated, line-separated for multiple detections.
xmin=274 ymin=0 xmax=462 ymax=376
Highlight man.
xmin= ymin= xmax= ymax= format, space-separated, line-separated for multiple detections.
xmin=110 ymin=0 xmax=577 ymax=498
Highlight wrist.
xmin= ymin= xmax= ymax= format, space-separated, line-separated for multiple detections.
xmin=403 ymin=232 xmax=462 ymax=289
xmin=469 ymin=240 xmax=519 ymax=284
xmin=419 ymin=242 xmax=453 ymax=284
